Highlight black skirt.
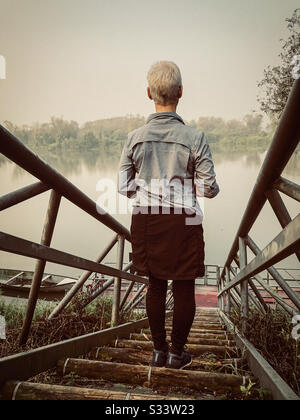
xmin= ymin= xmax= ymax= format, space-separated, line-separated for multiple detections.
xmin=130 ymin=207 xmax=205 ymax=281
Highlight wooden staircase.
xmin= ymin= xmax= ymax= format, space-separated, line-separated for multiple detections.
xmin=1 ymin=308 xmax=255 ymax=400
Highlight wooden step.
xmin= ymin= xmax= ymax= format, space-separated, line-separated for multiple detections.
xmin=140 ymin=329 xmax=232 ymax=340
xmin=114 ymin=339 xmax=238 ymax=357
xmin=193 ymin=317 xmax=220 ymax=322
xmin=57 ymin=359 xmax=249 ymax=394
xmin=195 ymin=309 xmax=218 ymax=314
xmin=0 ymin=380 xmax=183 ymax=401
xmin=129 ymin=333 xmax=234 ymax=347
xmin=164 ymin=327 xmax=227 ymax=335
xmin=166 ymin=322 xmax=224 ymax=331
xmin=90 ymin=347 xmax=244 ymax=372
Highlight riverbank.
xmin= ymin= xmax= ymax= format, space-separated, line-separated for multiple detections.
xmin=0 ymin=293 xmax=146 ymax=358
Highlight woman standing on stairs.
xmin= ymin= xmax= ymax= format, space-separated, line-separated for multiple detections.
xmin=118 ymin=61 xmax=219 ymax=369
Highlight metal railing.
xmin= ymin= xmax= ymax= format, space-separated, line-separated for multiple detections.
xmin=218 ymin=78 xmax=300 ymax=333
xmin=0 ymin=126 xmax=153 ymax=345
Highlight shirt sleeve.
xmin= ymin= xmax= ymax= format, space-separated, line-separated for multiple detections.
xmin=118 ymin=138 xmax=138 ymax=198
xmin=192 ymin=132 xmax=220 ymax=199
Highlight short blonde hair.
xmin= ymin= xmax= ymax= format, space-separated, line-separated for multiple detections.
xmin=147 ymin=61 xmax=182 ymax=105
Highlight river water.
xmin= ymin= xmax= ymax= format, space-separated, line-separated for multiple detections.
xmin=0 ymin=147 xmax=299 ymax=278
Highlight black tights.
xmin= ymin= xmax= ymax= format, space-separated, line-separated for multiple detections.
xmin=146 ymin=274 xmax=196 ymax=355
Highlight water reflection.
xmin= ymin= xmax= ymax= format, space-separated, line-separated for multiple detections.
xmin=3 ymin=145 xmax=292 ymax=179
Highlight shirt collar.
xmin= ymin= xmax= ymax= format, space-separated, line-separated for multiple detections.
xmin=146 ymin=112 xmax=185 ymax=125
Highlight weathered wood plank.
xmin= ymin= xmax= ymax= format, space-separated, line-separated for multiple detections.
xmin=0 ymin=380 xmax=181 ymax=401
xmin=115 ymin=339 xmax=238 ymax=358
xmin=90 ymin=347 xmax=244 ymax=372
xmin=165 ymin=322 xmax=224 ymax=331
xmin=129 ymin=333 xmax=234 ymax=347
xmin=57 ymin=359 xmax=249 ymax=394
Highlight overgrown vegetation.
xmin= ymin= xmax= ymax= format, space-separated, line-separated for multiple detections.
xmin=230 ymin=306 xmax=300 ymax=397
xmin=0 ymin=293 xmax=146 ymax=358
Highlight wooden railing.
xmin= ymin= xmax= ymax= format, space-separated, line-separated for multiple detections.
xmin=0 ymin=127 xmax=151 ymax=345
xmin=218 ymin=78 xmax=300 ymax=332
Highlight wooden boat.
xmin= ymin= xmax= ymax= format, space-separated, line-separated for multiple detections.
xmin=0 ymin=268 xmax=78 ymax=301
xmin=0 ymin=268 xmax=144 ymax=303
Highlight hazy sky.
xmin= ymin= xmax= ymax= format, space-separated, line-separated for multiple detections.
xmin=0 ymin=0 xmax=299 ymax=125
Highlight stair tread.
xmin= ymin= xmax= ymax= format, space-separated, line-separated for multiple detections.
xmin=56 ymin=358 xmax=249 ymax=394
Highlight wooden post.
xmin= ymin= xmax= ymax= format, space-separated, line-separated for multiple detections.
xmin=239 ymin=237 xmax=249 ymax=335
xmin=19 ymin=190 xmax=61 ymax=345
xmin=111 ymin=235 xmax=125 ymax=326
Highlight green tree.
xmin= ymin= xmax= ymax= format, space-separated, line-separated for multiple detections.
xmin=243 ymin=114 xmax=263 ymax=135
xmin=257 ymin=8 xmax=300 ymax=118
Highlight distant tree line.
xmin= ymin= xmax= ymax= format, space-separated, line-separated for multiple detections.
xmin=190 ymin=114 xmax=273 ymax=151
xmin=3 ymin=113 xmax=274 ymax=155
xmin=3 ymin=115 xmax=145 ymax=156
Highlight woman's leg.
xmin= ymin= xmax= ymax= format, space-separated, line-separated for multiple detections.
xmin=171 ymin=280 xmax=196 ymax=355
xmin=146 ymin=274 xmax=169 ymax=352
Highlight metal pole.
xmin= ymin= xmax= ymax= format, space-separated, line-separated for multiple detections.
xmin=128 ymin=292 xmax=146 ymax=312
xmin=48 ymin=234 xmax=118 ymax=319
xmin=111 ymin=235 xmax=125 ymax=326
xmin=248 ymin=279 xmax=268 ymax=314
xmin=239 ymin=237 xmax=249 ymax=335
xmin=233 ymin=256 xmax=268 ymax=314
xmin=229 ymin=288 xmax=240 ymax=308
xmin=19 ymin=190 xmax=61 ymax=345
xmin=204 ymin=265 xmax=208 ymax=286
xmin=166 ymin=296 xmax=174 ymax=310
xmin=123 ymin=284 xmax=147 ymax=313
xmin=0 ymin=181 xmax=50 ymax=211
xmin=120 ymin=275 xmax=136 ymax=310
xmin=216 ymin=266 xmax=223 ymax=311
xmin=166 ymin=290 xmax=173 ymax=309
xmin=225 ymin=267 xmax=232 ymax=314
xmin=247 ymin=235 xmax=300 ymax=312
xmin=253 ymin=274 xmax=296 ymax=316
xmin=266 ymin=188 xmax=300 ymax=263
xmin=83 ymin=262 xmax=133 ymax=309
xmin=273 ymin=176 xmax=300 ymax=203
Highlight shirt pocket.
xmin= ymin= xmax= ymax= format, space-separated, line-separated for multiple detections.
xmin=134 ymin=141 xmax=191 ymax=184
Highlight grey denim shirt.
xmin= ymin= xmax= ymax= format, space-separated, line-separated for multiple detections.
xmin=118 ymin=112 xmax=219 ymax=220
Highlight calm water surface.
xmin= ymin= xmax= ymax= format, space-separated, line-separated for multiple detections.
xmin=0 ymin=148 xmax=299 ymax=278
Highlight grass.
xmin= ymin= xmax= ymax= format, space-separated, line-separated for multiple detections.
xmin=0 ymin=292 xmax=146 ymax=358
xmin=0 ymin=299 xmax=56 ymax=329
xmin=230 ymin=306 xmax=300 ymax=397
